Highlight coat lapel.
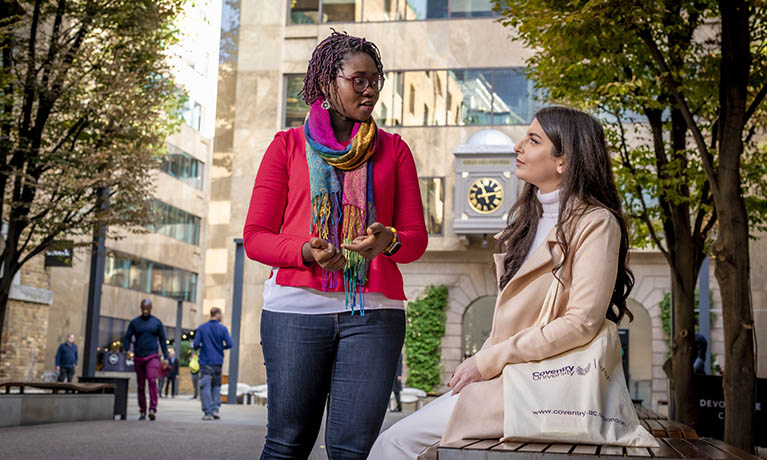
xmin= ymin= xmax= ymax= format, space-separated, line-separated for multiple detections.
xmin=494 ymin=226 xmax=559 ymax=305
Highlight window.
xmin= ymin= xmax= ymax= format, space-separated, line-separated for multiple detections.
xmin=105 ymin=250 xmax=198 ymax=302
xmin=284 ymin=75 xmax=310 ymax=127
xmin=491 ymin=68 xmax=538 ymax=125
xmin=449 ymin=0 xmax=495 ymax=18
xmin=362 ymin=0 xmax=409 ymax=21
xmin=151 ymin=201 xmax=201 ymax=245
xmin=419 ymin=177 xmax=444 ymax=235
xmin=289 ymin=0 xmax=319 ymax=24
xmin=289 ymin=0 xmax=495 ymax=23
xmin=409 ymin=84 xmax=416 ymax=115
xmin=322 ymin=0 xmax=361 ymax=22
xmin=161 ymin=145 xmax=204 ymax=190
xmin=283 ymin=68 xmax=539 ymax=127
xmin=182 ymin=99 xmax=203 ymax=131
xmin=402 ymin=70 xmax=447 ymax=126
xmin=404 ymin=0 xmax=449 ymax=20
xmin=449 ymin=69 xmax=494 ymax=125
xmin=372 ymin=71 xmax=402 ymax=126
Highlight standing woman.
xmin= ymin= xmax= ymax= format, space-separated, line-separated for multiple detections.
xmin=369 ymin=106 xmax=634 ymax=459
xmin=244 ymin=31 xmax=428 ymax=460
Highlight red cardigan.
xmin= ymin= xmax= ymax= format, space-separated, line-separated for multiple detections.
xmin=243 ymin=126 xmax=428 ymax=301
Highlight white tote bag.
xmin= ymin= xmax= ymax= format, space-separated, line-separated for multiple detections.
xmin=501 ymin=277 xmax=659 ymax=447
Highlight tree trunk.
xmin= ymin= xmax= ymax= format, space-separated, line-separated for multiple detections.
xmin=669 ymin=238 xmax=699 ymax=427
xmin=715 ymin=0 xmax=755 ymax=452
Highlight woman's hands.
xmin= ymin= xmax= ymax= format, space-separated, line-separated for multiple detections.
xmin=302 ymin=238 xmax=346 ymax=271
xmin=303 ymin=223 xmax=394 ymax=270
xmin=447 ymin=355 xmax=484 ymax=395
xmin=341 ymin=222 xmax=394 ymax=260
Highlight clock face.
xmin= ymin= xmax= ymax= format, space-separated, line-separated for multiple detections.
xmin=468 ymin=177 xmax=504 ymax=214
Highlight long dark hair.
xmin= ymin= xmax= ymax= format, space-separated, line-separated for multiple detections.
xmin=497 ymin=106 xmax=634 ymax=323
xmin=301 ymin=30 xmax=383 ymax=105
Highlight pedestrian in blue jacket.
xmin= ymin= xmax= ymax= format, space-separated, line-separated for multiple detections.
xmin=55 ymin=334 xmax=78 ymax=382
xmin=193 ymin=307 xmax=233 ymax=420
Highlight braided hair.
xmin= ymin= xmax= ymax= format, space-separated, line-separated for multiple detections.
xmin=301 ymin=30 xmax=384 ymax=105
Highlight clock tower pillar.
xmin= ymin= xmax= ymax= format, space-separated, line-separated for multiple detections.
xmin=453 ymin=129 xmax=518 ymax=235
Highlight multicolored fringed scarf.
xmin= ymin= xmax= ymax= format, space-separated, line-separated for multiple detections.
xmin=305 ymin=99 xmax=377 ymax=313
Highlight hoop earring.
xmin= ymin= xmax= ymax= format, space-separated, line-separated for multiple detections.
xmin=321 ymin=100 xmax=331 ymax=110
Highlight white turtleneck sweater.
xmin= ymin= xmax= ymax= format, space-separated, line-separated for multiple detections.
xmin=522 ymin=189 xmax=561 ymax=265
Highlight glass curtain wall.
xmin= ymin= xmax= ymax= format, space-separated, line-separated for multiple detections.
xmin=161 ymin=145 xmax=204 ymax=190
xmin=288 ymin=0 xmax=493 ymax=24
xmin=285 ymin=68 xmax=541 ymax=128
xmin=105 ymin=250 xmax=198 ymax=302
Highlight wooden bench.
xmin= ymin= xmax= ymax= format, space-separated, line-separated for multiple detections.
xmin=0 ymin=381 xmax=116 ymax=427
xmin=0 ymin=381 xmax=114 ymax=394
xmin=437 ymin=404 xmax=756 ymax=459
xmin=635 ymin=405 xmax=698 ymax=440
xmin=438 ymin=437 xmax=760 ymax=459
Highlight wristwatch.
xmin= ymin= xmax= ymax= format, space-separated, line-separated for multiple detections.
xmin=382 ymin=227 xmax=402 ymax=256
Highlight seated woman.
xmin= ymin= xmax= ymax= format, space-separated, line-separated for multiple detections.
xmin=368 ymin=106 xmax=634 ymax=460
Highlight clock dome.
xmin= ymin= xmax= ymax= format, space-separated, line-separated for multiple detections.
xmin=465 ymin=129 xmax=515 ymax=148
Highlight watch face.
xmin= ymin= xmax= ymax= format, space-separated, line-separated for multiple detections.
xmin=468 ymin=177 xmax=504 ymax=214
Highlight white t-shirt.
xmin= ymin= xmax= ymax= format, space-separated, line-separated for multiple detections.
xmin=262 ymin=268 xmax=405 ymax=315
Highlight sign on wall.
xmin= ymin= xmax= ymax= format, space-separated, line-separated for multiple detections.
xmin=44 ymin=241 xmax=73 ymax=267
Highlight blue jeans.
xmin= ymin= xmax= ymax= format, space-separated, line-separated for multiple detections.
xmin=260 ymin=309 xmax=405 ymax=460
xmin=199 ymin=365 xmax=222 ymax=416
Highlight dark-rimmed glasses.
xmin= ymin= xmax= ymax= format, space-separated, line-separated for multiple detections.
xmin=337 ymin=73 xmax=385 ymax=93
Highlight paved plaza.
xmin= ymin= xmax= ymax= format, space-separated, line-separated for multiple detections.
xmin=0 ymin=394 xmax=412 ymax=460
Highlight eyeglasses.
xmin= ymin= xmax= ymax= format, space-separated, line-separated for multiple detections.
xmin=337 ymin=73 xmax=385 ymax=93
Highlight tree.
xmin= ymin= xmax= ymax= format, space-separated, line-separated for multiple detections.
xmin=0 ymin=0 xmax=184 ymax=355
xmin=493 ymin=0 xmax=767 ymax=450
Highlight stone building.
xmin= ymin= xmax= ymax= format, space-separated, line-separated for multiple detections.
xmin=0 ymin=255 xmax=53 ymax=380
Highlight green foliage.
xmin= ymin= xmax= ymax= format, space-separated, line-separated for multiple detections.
xmin=404 ymin=285 xmax=448 ymax=392
xmin=178 ymin=340 xmax=193 ymax=367
xmin=0 ymin=0 xmax=186 ymax=348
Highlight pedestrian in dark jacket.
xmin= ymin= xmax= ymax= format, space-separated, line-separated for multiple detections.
xmin=55 ymin=334 xmax=78 ymax=382
xmin=123 ymin=299 xmax=170 ymax=420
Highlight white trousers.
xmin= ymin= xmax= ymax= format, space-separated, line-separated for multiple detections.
xmin=368 ymin=392 xmax=459 ymax=460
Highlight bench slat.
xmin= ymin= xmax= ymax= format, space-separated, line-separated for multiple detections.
xmin=645 ymin=419 xmax=667 ymax=437
xmin=666 ymin=438 xmax=714 ymax=459
xmin=571 ymin=445 xmax=599 ymax=455
xmin=543 ymin=444 xmax=574 ymax=454
xmin=517 ymin=443 xmax=549 ymax=453
xmin=686 ymin=439 xmax=732 ymax=460
xmin=466 ymin=439 xmax=503 ymax=451
xmin=698 ymin=438 xmax=762 ymax=460
xmin=491 ymin=442 xmax=525 ymax=451
xmin=650 ymin=439 xmax=682 ymax=459
xmin=625 ymin=446 xmax=653 ymax=457
xmin=440 ymin=439 xmax=485 ymax=449
xmin=659 ymin=420 xmax=684 ymax=439
xmin=600 ymin=446 xmax=624 ymax=456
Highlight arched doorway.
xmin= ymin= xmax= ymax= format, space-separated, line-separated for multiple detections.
xmin=462 ymin=296 xmax=495 ymax=359
xmin=620 ymin=299 xmax=653 ymax=406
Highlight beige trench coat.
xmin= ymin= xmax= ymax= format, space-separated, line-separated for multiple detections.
xmin=441 ymin=207 xmax=621 ymax=445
